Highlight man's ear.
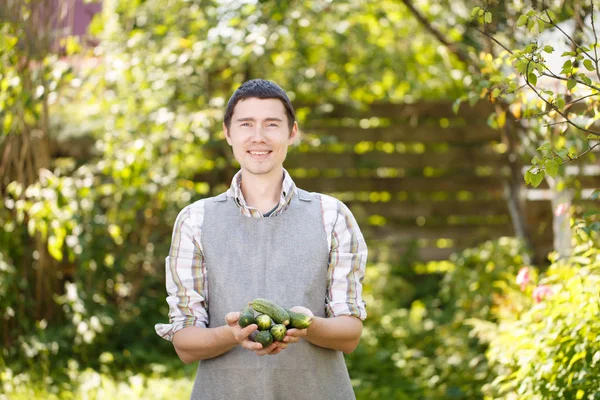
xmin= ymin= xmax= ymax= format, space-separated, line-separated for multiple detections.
xmin=224 ymin=123 xmax=233 ymax=146
xmin=288 ymin=121 xmax=299 ymax=144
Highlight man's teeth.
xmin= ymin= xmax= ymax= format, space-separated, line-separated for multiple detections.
xmin=250 ymin=151 xmax=269 ymax=155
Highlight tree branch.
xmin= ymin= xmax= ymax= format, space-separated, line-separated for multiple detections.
xmin=515 ymin=92 xmax=599 ymax=121
xmin=590 ymin=3 xmax=600 ymax=81
xmin=474 ymin=28 xmax=514 ymax=54
xmin=540 ymin=9 xmax=596 ymax=62
xmin=399 ymin=0 xmax=475 ymax=68
xmin=540 ymin=71 xmax=600 ymax=92
xmin=525 ymin=62 xmax=600 ymax=136
xmin=557 ymin=141 xmax=600 ymax=164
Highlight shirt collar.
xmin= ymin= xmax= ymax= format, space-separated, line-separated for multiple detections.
xmin=227 ymin=169 xmax=297 ymax=217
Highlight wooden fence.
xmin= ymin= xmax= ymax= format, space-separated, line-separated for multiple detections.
xmin=283 ymin=101 xmax=600 ymax=264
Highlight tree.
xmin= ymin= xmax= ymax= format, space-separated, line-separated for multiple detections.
xmin=401 ymin=0 xmax=600 ymax=258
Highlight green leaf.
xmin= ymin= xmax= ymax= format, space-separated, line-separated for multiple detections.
xmin=537 ymin=143 xmax=552 ymax=152
xmin=546 ymin=159 xmax=559 ymax=178
xmin=528 ymin=72 xmax=537 ymax=86
xmin=517 ymin=15 xmax=528 ymax=27
xmin=484 ymin=11 xmax=492 ymax=24
xmin=556 ymin=149 xmax=569 ymax=159
xmin=546 ymin=10 xmax=556 ymax=21
xmin=471 ymin=6 xmax=481 ymax=18
xmin=452 ymin=98 xmax=462 ymax=114
xmin=561 ymin=51 xmax=576 ymax=56
xmin=576 ymin=390 xmax=585 ymax=400
xmin=525 ymin=169 xmax=545 ymax=187
xmin=556 ymin=97 xmax=565 ymax=109
xmin=583 ymin=59 xmax=595 ymax=71
xmin=515 ymin=60 xmax=528 ymax=74
xmin=538 ymin=19 xmax=545 ymax=32
xmin=567 ymin=79 xmax=577 ymax=90
xmin=543 ymin=45 xmax=554 ymax=53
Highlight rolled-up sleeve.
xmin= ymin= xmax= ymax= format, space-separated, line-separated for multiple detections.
xmin=155 ymin=202 xmax=208 ymax=341
xmin=322 ymin=197 xmax=368 ymax=320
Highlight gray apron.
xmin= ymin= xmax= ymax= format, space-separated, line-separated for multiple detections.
xmin=191 ymin=189 xmax=356 ymax=400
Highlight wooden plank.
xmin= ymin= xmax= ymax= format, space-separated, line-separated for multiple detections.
xmin=346 ymin=200 xmax=511 ymax=218
xmin=298 ymin=101 xmax=495 ymax=120
xmin=286 ymin=150 xmax=509 ymax=170
xmin=293 ymin=176 xmax=506 ymax=193
xmin=344 ymin=199 xmax=596 ymax=219
xmin=301 ymin=125 xmax=500 ymax=143
xmin=363 ymin=224 xmax=553 ymax=252
xmin=362 ymin=224 xmax=516 ymax=243
xmin=292 ymin=175 xmax=600 ymax=193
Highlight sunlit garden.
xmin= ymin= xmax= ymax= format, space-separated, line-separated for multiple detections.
xmin=1 ymin=0 xmax=599 ymax=399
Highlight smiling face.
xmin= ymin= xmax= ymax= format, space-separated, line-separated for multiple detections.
xmin=224 ymin=97 xmax=297 ymax=178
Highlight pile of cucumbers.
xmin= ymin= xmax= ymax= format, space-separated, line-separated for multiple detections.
xmin=239 ymin=298 xmax=314 ymax=348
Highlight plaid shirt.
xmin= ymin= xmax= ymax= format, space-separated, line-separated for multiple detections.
xmin=155 ymin=169 xmax=368 ymax=341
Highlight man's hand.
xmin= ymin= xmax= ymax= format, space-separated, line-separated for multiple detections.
xmin=225 ymin=312 xmax=286 ymax=356
xmin=283 ymin=306 xmax=314 ymax=344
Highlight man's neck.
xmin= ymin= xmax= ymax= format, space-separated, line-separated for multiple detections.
xmin=240 ymin=168 xmax=284 ymax=214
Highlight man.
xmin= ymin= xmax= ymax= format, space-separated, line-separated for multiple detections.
xmin=155 ymin=79 xmax=367 ymax=400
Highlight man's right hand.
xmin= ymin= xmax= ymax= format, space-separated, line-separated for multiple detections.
xmin=225 ymin=312 xmax=284 ymax=356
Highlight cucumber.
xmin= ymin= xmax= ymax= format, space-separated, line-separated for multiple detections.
xmin=250 ymin=298 xmax=290 ymax=326
xmin=254 ymin=330 xmax=274 ymax=348
xmin=287 ymin=309 xmax=314 ymax=329
xmin=239 ymin=306 xmax=255 ymax=328
xmin=270 ymin=324 xmax=287 ymax=341
xmin=255 ymin=314 xmax=272 ymax=331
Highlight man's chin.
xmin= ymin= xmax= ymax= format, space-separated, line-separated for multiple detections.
xmin=242 ymin=166 xmax=274 ymax=176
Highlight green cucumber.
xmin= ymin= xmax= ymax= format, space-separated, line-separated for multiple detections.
xmin=254 ymin=330 xmax=274 ymax=348
xmin=287 ymin=309 xmax=314 ymax=329
xmin=249 ymin=298 xmax=290 ymax=326
xmin=239 ymin=306 xmax=255 ymax=328
xmin=270 ymin=324 xmax=287 ymax=341
xmin=255 ymin=314 xmax=272 ymax=330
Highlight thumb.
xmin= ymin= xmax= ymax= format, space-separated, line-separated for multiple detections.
xmin=225 ymin=312 xmax=240 ymax=326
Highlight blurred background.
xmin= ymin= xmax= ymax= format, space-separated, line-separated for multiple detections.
xmin=1 ymin=0 xmax=599 ymax=398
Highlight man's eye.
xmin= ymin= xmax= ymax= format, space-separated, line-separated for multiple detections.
xmin=241 ymin=123 xmax=251 ymax=127
xmin=267 ymin=123 xmax=278 ymax=127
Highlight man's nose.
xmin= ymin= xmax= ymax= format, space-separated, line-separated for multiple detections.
xmin=250 ymin=126 xmax=267 ymax=141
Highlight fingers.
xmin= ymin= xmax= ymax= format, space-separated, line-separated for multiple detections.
xmin=254 ymin=342 xmax=279 ymax=356
xmin=283 ymin=328 xmax=307 ymax=344
xmin=241 ymin=338 xmax=264 ymax=351
xmin=225 ymin=312 xmax=240 ymax=326
xmin=233 ymin=324 xmax=258 ymax=342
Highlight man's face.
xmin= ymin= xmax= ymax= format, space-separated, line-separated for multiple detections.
xmin=224 ymin=97 xmax=297 ymax=178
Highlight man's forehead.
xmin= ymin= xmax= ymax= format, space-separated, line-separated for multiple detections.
xmin=232 ymin=97 xmax=287 ymax=118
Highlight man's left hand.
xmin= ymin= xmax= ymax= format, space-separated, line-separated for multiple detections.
xmin=283 ymin=306 xmax=314 ymax=344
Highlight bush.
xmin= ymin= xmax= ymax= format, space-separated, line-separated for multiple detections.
xmin=480 ymin=234 xmax=600 ymax=399
xmin=349 ymin=237 xmax=532 ymax=399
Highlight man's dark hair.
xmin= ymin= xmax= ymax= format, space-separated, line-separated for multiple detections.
xmin=224 ymin=79 xmax=296 ymax=131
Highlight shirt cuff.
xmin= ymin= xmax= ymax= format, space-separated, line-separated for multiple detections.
xmin=155 ymin=316 xmax=207 ymax=342
xmin=325 ymin=301 xmax=367 ymax=321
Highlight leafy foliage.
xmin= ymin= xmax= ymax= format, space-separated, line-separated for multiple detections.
xmin=481 ymin=233 xmax=600 ymax=399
